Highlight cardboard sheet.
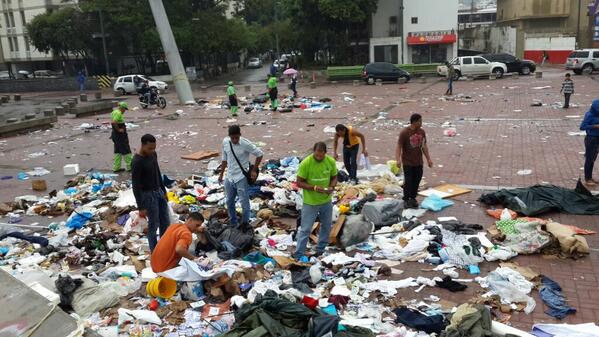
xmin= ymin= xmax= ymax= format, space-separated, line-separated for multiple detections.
xmin=181 ymin=151 xmax=219 ymax=161
xmin=418 ymin=184 xmax=472 ymax=198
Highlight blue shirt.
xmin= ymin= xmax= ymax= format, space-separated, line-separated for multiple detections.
xmin=222 ymin=137 xmax=264 ymax=183
xmin=580 ymin=99 xmax=599 ymax=137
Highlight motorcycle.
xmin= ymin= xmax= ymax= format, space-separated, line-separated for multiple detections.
xmin=139 ymin=88 xmax=167 ymax=109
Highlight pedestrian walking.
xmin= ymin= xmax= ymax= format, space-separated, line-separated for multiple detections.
xmin=541 ymin=50 xmax=549 ymax=67
xmin=580 ymin=99 xmax=599 ymax=186
xmin=267 ymin=74 xmax=279 ymax=111
xmin=395 ymin=113 xmax=433 ymax=209
xmin=560 ymin=73 xmax=574 ymax=109
xmin=445 ymin=61 xmax=455 ymax=96
xmin=218 ymin=125 xmax=263 ymax=229
xmin=77 ymin=70 xmax=86 ymax=91
xmin=132 ymin=134 xmax=170 ymax=251
xmin=110 ymin=102 xmax=133 ymax=173
xmin=333 ymin=124 xmax=368 ymax=184
xmin=227 ymin=81 xmax=239 ymax=117
xmin=294 ymin=142 xmax=338 ymax=259
xmin=290 ymin=73 xmax=298 ymax=98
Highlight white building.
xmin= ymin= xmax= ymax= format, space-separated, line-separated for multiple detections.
xmin=370 ymin=0 xmax=459 ymax=64
xmin=0 ymin=0 xmax=77 ymax=73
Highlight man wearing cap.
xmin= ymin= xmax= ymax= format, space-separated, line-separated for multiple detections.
xmin=227 ymin=81 xmax=238 ymax=117
xmin=111 ymin=102 xmax=132 ymax=172
xmin=267 ymin=74 xmax=278 ymax=111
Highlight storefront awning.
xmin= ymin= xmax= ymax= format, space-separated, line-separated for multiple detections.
xmin=407 ymin=33 xmax=457 ymax=45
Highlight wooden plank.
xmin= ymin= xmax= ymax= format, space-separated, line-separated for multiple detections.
xmin=309 ymin=222 xmax=320 ymax=243
xmin=181 ymin=150 xmax=219 ymax=161
xmin=329 ymin=214 xmax=346 ymax=245
xmin=418 ymin=183 xmax=472 ymax=198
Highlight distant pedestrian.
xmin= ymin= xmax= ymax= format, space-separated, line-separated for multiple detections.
xmin=270 ymin=63 xmax=277 ymax=77
xmin=395 ymin=113 xmax=433 ymax=209
xmin=560 ymin=73 xmax=574 ymax=109
xmin=110 ymin=102 xmax=132 ymax=173
xmin=132 ymin=134 xmax=169 ymax=251
xmin=445 ymin=61 xmax=455 ymax=96
xmin=227 ymin=81 xmax=238 ymax=117
xmin=267 ymin=74 xmax=279 ymax=111
xmin=541 ymin=50 xmax=549 ymax=67
xmin=580 ymin=99 xmax=599 ymax=186
xmin=290 ymin=73 xmax=298 ymax=98
xmin=333 ymin=124 xmax=368 ymax=184
xmin=294 ymin=142 xmax=337 ymax=259
xmin=77 ymin=71 xmax=86 ymax=91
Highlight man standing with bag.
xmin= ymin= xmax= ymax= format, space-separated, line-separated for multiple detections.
xmin=111 ymin=102 xmax=133 ymax=173
xmin=218 ymin=125 xmax=263 ymax=229
xmin=395 ymin=114 xmax=433 ymax=209
xmin=294 ymin=142 xmax=338 ymax=259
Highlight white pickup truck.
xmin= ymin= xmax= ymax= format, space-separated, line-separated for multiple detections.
xmin=437 ymin=56 xmax=508 ymax=79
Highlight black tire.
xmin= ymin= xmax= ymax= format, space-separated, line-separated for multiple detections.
xmin=367 ymin=77 xmax=375 ymax=85
xmin=493 ymin=68 xmax=504 ymax=79
xmin=573 ymin=69 xmax=583 ymax=75
xmin=118 ymin=88 xmax=126 ymax=96
xmin=158 ymin=97 xmax=167 ymax=109
xmin=521 ymin=66 xmax=531 ymax=75
xmin=401 ymin=75 xmax=410 ymax=83
xmin=582 ymin=64 xmax=594 ymax=74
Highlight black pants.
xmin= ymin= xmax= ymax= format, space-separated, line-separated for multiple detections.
xmin=403 ymin=165 xmax=423 ymax=201
xmin=563 ymin=93 xmax=571 ymax=108
xmin=343 ymin=144 xmax=359 ymax=180
xmin=584 ymin=135 xmax=599 ymax=180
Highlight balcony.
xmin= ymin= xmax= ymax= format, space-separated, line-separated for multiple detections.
xmin=6 ymin=27 xmax=16 ymax=35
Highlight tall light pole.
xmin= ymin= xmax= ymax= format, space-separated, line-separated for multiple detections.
xmin=148 ymin=0 xmax=195 ymax=105
xmin=98 ymin=8 xmax=110 ymax=75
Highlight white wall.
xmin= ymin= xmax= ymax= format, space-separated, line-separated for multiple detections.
xmin=524 ymin=35 xmax=576 ymax=51
xmin=371 ymin=0 xmax=400 ymax=38
xmin=460 ymin=26 xmax=517 ymax=55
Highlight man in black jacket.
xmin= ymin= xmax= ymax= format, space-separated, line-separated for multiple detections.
xmin=132 ymin=134 xmax=170 ymax=251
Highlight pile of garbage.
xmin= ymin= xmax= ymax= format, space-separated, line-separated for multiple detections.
xmin=0 ymin=158 xmax=597 ymax=337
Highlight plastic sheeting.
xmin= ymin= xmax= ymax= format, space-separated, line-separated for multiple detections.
xmin=479 ymin=181 xmax=599 ymax=216
xmin=158 ymin=257 xmax=251 ymax=282
xmin=361 ymin=200 xmax=402 ymax=228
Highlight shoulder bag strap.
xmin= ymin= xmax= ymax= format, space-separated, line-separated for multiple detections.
xmin=229 ymin=141 xmax=249 ymax=178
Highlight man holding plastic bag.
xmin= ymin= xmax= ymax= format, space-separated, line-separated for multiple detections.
xmin=395 ymin=114 xmax=433 ymax=209
xmin=333 ymin=124 xmax=368 ymax=184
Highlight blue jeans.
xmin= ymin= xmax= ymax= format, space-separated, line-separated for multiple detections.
xmin=584 ymin=136 xmax=599 ymax=180
xmin=141 ymin=189 xmax=170 ymax=251
xmin=294 ymin=202 xmax=333 ymax=258
xmin=446 ymin=79 xmax=453 ymax=94
xmin=343 ymin=144 xmax=359 ymax=181
xmin=224 ymin=177 xmax=250 ymax=227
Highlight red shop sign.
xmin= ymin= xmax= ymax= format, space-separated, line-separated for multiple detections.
xmin=407 ymin=34 xmax=457 ymax=45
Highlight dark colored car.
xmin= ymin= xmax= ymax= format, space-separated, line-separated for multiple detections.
xmin=362 ymin=62 xmax=411 ymax=84
xmin=478 ymin=53 xmax=536 ymax=75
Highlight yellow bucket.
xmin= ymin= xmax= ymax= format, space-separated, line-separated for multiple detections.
xmin=146 ymin=277 xmax=177 ymax=298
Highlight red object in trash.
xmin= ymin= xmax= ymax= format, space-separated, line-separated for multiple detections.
xmin=149 ymin=299 xmax=159 ymax=311
xmin=302 ymin=295 xmax=318 ymax=310
xmin=300 ymin=103 xmax=307 ymax=109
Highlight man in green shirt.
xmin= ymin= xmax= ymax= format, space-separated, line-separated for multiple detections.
xmin=110 ymin=102 xmax=132 ymax=172
xmin=267 ymin=74 xmax=278 ymax=111
xmin=227 ymin=81 xmax=238 ymax=117
xmin=294 ymin=142 xmax=338 ymax=259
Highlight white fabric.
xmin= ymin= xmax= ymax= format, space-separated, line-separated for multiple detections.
xmin=532 ymin=323 xmax=599 ymax=337
xmin=158 ymin=257 xmax=251 ymax=282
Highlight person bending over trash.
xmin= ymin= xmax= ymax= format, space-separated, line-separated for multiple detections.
xmin=151 ymin=212 xmax=205 ymax=272
xmin=333 ymin=124 xmax=368 ymax=185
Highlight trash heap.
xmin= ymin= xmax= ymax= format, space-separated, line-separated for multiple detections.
xmin=0 ymin=159 xmax=597 ymax=337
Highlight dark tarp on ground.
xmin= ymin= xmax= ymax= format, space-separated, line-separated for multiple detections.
xmin=221 ymin=290 xmax=374 ymax=337
xmin=478 ymin=180 xmax=599 ymax=216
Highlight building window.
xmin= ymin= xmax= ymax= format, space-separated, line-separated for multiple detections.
xmin=9 ymin=12 xmax=15 ymax=27
xmin=411 ymin=17 xmax=418 ymax=24
xmin=24 ymin=35 xmax=30 ymax=51
xmin=412 ymin=45 xmax=448 ymax=64
xmin=12 ymin=36 xmax=19 ymax=51
xmin=389 ymin=16 xmax=397 ymax=36
xmin=8 ymin=36 xmax=13 ymax=52
xmin=374 ymin=44 xmax=398 ymax=64
xmin=20 ymin=10 xmax=25 ymax=25
xmin=3 ymin=13 xmax=8 ymax=27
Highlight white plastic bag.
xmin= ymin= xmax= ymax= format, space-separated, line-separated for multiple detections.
xmin=123 ymin=210 xmax=147 ymax=234
xmin=359 ymin=154 xmax=371 ymax=170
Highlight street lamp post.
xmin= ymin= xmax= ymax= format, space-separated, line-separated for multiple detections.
xmin=98 ymin=8 xmax=110 ymax=75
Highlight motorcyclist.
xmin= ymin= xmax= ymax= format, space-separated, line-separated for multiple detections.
xmin=138 ymin=80 xmax=151 ymax=104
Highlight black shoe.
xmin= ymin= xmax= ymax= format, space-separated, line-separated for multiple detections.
xmin=113 ymin=168 xmax=125 ymax=173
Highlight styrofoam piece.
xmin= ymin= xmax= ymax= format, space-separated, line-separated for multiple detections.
xmin=63 ymin=164 xmax=80 ymax=176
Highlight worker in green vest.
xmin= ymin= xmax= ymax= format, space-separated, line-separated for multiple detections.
xmin=267 ymin=74 xmax=278 ymax=111
xmin=227 ymin=81 xmax=238 ymax=117
xmin=110 ymin=102 xmax=132 ymax=172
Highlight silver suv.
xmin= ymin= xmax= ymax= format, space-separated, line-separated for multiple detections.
xmin=565 ymin=49 xmax=599 ymax=75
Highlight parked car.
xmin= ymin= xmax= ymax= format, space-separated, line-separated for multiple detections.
xmin=478 ymin=53 xmax=536 ymax=75
xmin=565 ymin=49 xmax=599 ymax=75
xmin=437 ymin=56 xmax=507 ymax=79
xmin=33 ymin=70 xmax=62 ymax=78
xmin=113 ymin=75 xmax=168 ymax=95
xmin=16 ymin=70 xmax=31 ymax=79
xmin=247 ymin=57 xmax=262 ymax=68
xmin=362 ymin=62 xmax=411 ymax=84
xmin=0 ymin=71 xmax=10 ymax=80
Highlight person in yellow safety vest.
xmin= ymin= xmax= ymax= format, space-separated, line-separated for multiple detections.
xmin=333 ymin=124 xmax=368 ymax=184
xmin=227 ymin=81 xmax=238 ymax=117
xmin=267 ymin=74 xmax=278 ymax=111
xmin=110 ymin=102 xmax=133 ymax=172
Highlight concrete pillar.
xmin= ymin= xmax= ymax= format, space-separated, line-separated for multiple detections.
xmin=61 ymin=103 xmax=70 ymax=114
xmin=353 ymin=80 xmax=360 ymax=86
xmin=1 ymin=95 xmax=9 ymax=103
xmin=67 ymin=101 xmax=76 ymax=109
xmin=489 ymin=75 xmax=496 ymax=80
xmin=310 ymin=82 xmax=316 ymax=89
xmin=200 ymin=86 xmax=208 ymax=93
xmin=94 ymin=92 xmax=102 ymax=100
xmin=55 ymin=106 xmax=65 ymax=116
xmin=24 ymin=113 xmax=36 ymax=120
xmin=13 ymin=94 xmax=21 ymax=101
xmin=79 ymin=93 xmax=88 ymax=102
xmin=43 ymin=109 xmax=54 ymax=117
xmin=420 ymin=77 xmax=426 ymax=84
xmin=535 ymin=72 xmax=543 ymax=79
xmin=244 ymin=85 xmax=251 ymax=93
xmin=512 ymin=73 xmax=519 ymax=79
xmin=6 ymin=117 xmax=17 ymax=123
